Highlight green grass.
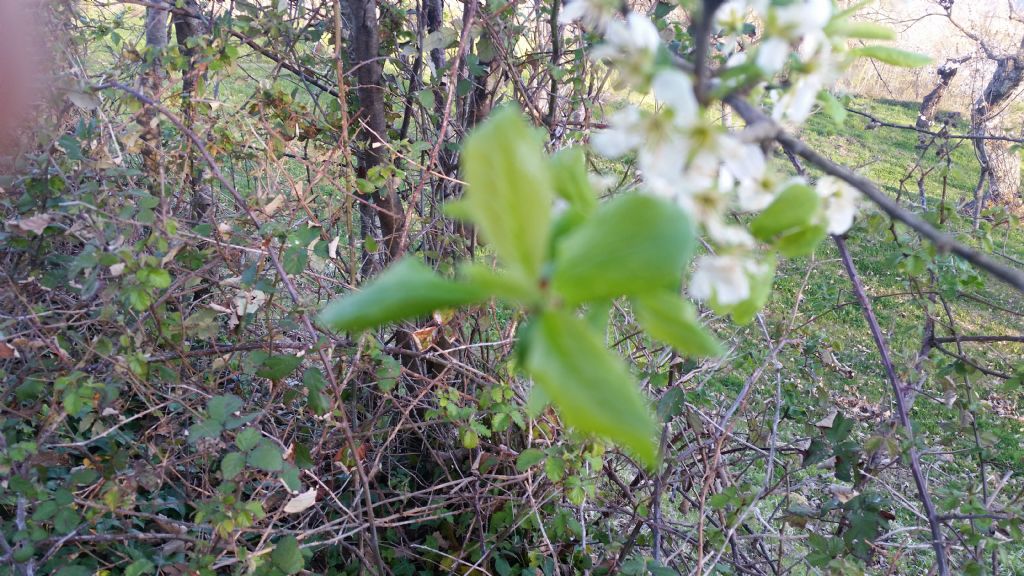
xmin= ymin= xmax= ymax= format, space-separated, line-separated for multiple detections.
xmin=756 ymin=97 xmax=1024 ymax=471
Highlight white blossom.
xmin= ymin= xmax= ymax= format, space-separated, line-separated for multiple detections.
xmin=590 ymin=106 xmax=688 ymax=192
xmin=559 ymin=0 xmax=620 ymax=32
xmin=756 ymin=37 xmax=791 ymax=75
xmin=755 ymin=0 xmax=833 ymax=76
xmin=816 ymin=175 xmax=860 ymax=235
xmin=771 ymin=0 xmax=832 ymax=40
xmin=690 ymin=254 xmax=753 ymax=305
xmin=738 ymin=173 xmax=805 ymax=212
xmin=591 ymin=14 xmax=662 ymax=89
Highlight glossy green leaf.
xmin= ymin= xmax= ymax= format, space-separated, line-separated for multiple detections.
xmin=460 ymin=106 xmax=553 ymax=280
xmin=550 ymin=147 xmax=597 ymax=214
xmin=524 ymin=310 xmax=658 ymax=466
xmin=458 ymin=262 xmax=541 ymax=305
xmin=551 ymin=195 xmax=695 ymax=304
xmin=318 ymin=258 xmax=490 ymax=332
xmin=854 ymin=46 xmax=931 ymax=68
xmin=632 ymin=292 xmax=723 ymax=357
xmin=750 ymin=184 xmax=820 ymax=242
xmin=828 ymin=21 xmax=896 ymax=40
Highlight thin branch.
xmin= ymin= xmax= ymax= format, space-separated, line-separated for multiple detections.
xmin=725 ymin=95 xmax=1024 ymax=294
xmin=834 ymin=235 xmax=949 ymax=576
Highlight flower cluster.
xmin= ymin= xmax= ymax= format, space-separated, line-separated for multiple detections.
xmin=560 ymin=0 xmax=860 ymax=318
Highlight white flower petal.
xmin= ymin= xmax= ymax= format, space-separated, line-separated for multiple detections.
xmin=722 ymin=142 xmax=766 ymax=182
xmin=653 ymin=69 xmax=699 ymax=123
xmin=691 ymin=255 xmax=751 ymax=305
xmin=756 ymin=37 xmax=790 ymax=75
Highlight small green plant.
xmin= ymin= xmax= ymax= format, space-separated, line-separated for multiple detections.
xmin=319 ymin=108 xmax=733 ymax=465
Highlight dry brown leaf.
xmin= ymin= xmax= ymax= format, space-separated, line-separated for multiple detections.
xmin=282 ymin=488 xmax=317 ymax=514
xmin=9 ymin=214 xmax=51 ymax=235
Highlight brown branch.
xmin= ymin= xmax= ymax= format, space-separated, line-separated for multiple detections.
xmin=834 ymin=235 xmax=949 ymax=576
xmin=725 ymin=95 xmax=1024 ymax=294
xmin=932 ymin=334 xmax=1024 ymax=344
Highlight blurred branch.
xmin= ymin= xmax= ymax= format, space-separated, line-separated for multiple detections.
xmin=725 ymin=95 xmax=1024 ymax=294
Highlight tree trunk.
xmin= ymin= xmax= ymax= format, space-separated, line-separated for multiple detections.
xmin=971 ymin=47 xmax=1024 ymax=213
xmin=172 ymin=0 xmax=212 ymax=225
xmin=347 ymin=0 xmax=405 ymax=275
xmin=140 ymin=6 xmax=169 ymax=192
xmin=916 ymin=58 xmax=962 ymax=149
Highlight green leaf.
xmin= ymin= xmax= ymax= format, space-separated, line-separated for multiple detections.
xmin=187 ymin=419 xmax=223 ymax=444
xmin=632 ymin=292 xmax=723 ymax=357
xmin=137 ymin=267 xmax=171 ymax=289
xmin=53 ymin=507 xmax=80 ymax=534
xmin=656 ymin=387 xmax=686 ymax=423
xmin=256 ymin=354 xmax=302 ymax=381
xmin=281 ymin=463 xmax=302 ymax=492
xmin=750 ymin=184 xmax=820 ymax=242
xmin=523 ymin=311 xmax=658 ymax=466
xmin=283 ymin=245 xmax=308 ymax=275
xmin=818 ymin=90 xmax=847 ymax=127
xmin=853 ymin=46 xmax=931 ymax=68
xmin=124 ymin=559 xmax=155 ymax=576
xmin=235 ymin=428 xmax=261 ymax=452
xmin=221 ymin=452 xmax=246 ymax=480
xmin=458 ymin=262 xmax=542 ymax=305
xmin=55 ymin=567 xmax=93 ymax=576
xmin=462 ymin=428 xmax=480 ymax=449
xmin=551 ymin=195 xmax=695 ymax=304
xmin=271 ymin=536 xmax=304 ymax=575
xmin=248 ymin=443 xmax=284 ymax=472
xmin=318 ymin=258 xmax=490 ymax=332
xmin=776 ymin=223 xmax=828 ymax=257
xmin=544 ymin=456 xmax=566 ymax=482
xmin=207 ymin=394 xmax=244 ymax=423
xmin=549 ymin=147 xmax=597 ymax=214
xmin=460 ymin=106 xmax=553 ymax=281
xmin=828 ymin=20 xmax=896 ymax=40
xmin=515 ymin=448 xmax=545 ymax=471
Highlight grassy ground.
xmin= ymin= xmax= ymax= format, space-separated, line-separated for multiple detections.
xmin=750 ymin=96 xmax=1024 ymax=471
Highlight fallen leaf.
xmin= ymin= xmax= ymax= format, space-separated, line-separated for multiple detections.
xmin=829 ymin=484 xmax=858 ymax=504
xmin=68 ymin=91 xmax=101 ymax=110
xmin=161 ymin=244 xmax=183 ymax=266
xmin=283 ymin=488 xmax=317 ymax=514
xmin=411 ymin=326 xmax=437 ymax=350
xmin=263 ymin=194 xmax=285 ymax=216
xmin=233 ymin=289 xmax=267 ymax=316
xmin=328 ymin=236 xmax=340 ymax=259
xmin=0 ymin=341 xmax=17 ymax=359
xmin=815 ymin=410 xmax=838 ymax=429
xmin=9 ymin=214 xmax=52 ymax=235
xmin=109 ymin=263 xmax=126 ymax=277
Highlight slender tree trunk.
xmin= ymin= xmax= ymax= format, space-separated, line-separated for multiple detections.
xmin=347 ymin=0 xmax=405 ymax=275
xmin=173 ymin=0 xmax=212 ymax=225
xmin=140 ymin=6 xmax=169 ymax=192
